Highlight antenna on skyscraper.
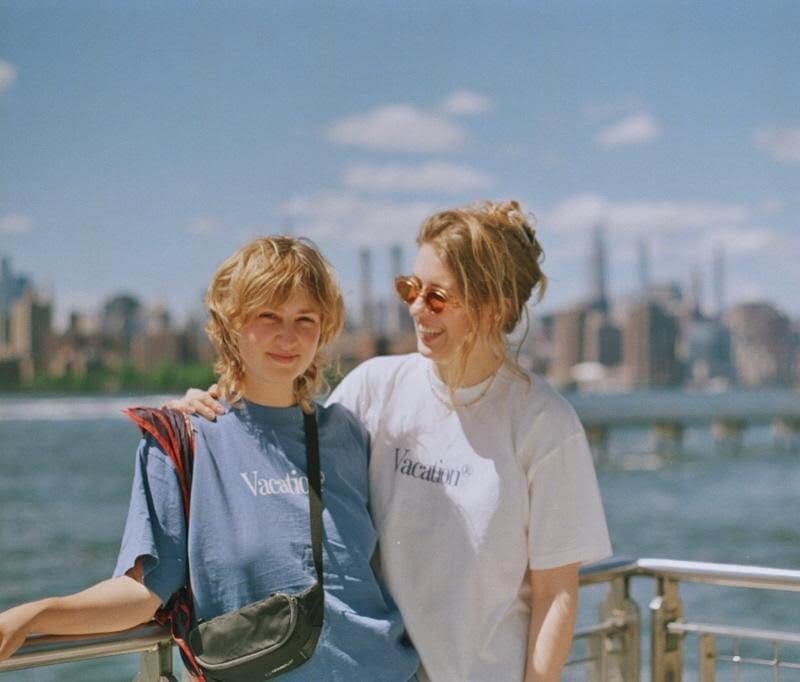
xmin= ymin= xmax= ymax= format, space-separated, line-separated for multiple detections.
xmin=690 ymin=265 xmax=703 ymax=318
xmin=637 ymin=238 xmax=650 ymax=296
xmin=712 ymin=244 xmax=725 ymax=319
xmin=589 ymin=224 xmax=608 ymax=313
xmin=388 ymin=244 xmax=404 ymax=334
xmin=359 ymin=248 xmax=373 ymax=331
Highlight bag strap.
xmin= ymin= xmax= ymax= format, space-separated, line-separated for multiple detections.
xmin=303 ymin=409 xmax=324 ymax=590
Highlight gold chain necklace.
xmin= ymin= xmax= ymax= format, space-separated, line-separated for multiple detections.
xmin=426 ymin=364 xmax=498 ymax=409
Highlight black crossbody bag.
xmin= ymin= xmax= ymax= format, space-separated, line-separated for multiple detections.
xmin=125 ymin=407 xmax=325 ymax=681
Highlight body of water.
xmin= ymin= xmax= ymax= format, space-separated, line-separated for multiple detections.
xmin=1 ymin=395 xmax=799 ymax=681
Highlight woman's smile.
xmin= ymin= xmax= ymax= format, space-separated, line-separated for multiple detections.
xmin=266 ymin=351 xmax=301 ymax=365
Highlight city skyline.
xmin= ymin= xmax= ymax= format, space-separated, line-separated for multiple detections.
xmin=1 ymin=2 xmax=798 ymax=326
xmin=1 ymin=224 xmax=793 ymax=334
xmin=2 ymin=229 xmax=796 ymax=393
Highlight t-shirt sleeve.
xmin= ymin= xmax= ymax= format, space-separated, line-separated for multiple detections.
xmin=527 ymin=431 xmax=612 ymax=570
xmin=113 ymin=436 xmax=188 ymax=605
xmin=327 ymin=362 xmax=368 ymax=422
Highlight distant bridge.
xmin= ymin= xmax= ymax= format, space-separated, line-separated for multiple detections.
xmin=564 ymin=389 xmax=800 ymax=452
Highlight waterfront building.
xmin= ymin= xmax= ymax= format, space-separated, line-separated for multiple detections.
xmin=100 ymin=293 xmax=143 ymax=353
xmin=549 ymin=304 xmax=588 ymax=388
xmin=681 ymin=317 xmax=732 ymax=388
xmin=727 ymin=302 xmax=794 ymax=387
xmin=583 ymin=309 xmax=622 ymax=367
xmin=527 ymin=312 xmax=553 ymax=376
xmin=184 ymin=313 xmax=215 ymax=365
xmin=47 ymin=311 xmax=103 ymax=379
xmin=623 ymin=300 xmax=681 ymax=388
xmin=131 ymin=305 xmax=184 ymax=371
xmin=7 ymin=288 xmax=53 ymax=382
xmin=0 ymin=256 xmax=33 ymax=349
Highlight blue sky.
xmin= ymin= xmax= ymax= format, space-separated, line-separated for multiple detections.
xmin=1 ymin=1 xmax=798 ymax=327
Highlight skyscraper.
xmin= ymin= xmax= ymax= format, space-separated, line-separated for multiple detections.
xmin=9 ymin=288 xmax=53 ymax=382
xmin=637 ymin=238 xmax=650 ymax=295
xmin=359 ymin=248 xmax=374 ymax=331
xmin=589 ymin=224 xmax=608 ymax=313
xmin=727 ymin=302 xmax=792 ymax=386
xmin=550 ymin=304 xmax=588 ymax=387
xmin=623 ymin=300 xmax=681 ymax=388
xmin=101 ymin=293 xmax=143 ymax=353
xmin=388 ymin=244 xmax=411 ymax=335
xmin=712 ymin=244 xmax=725 ymax=318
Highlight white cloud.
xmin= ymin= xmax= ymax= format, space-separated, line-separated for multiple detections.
xmin=596 ymin=113 xmax=661 ymax=148
xmin=187 ymin=215 xmax=221 ymax=234
xmin=341 ymin=161 xmax=492 ymax=194
xmin=546 ymin=194 xmax=750 ymax=234
xmin=703 ymin=227 xmax=779 ymax=254
xmin=326 ymin=105 xmax=466 ymax=153
xmin=0 ymin=60 xmax=16 ymax=93
xmin=0 ymin=213 xmax=33 ymax=233
xmin=282 ymin=192 xmax=437 ymax=245
xmin=438 ymin=90 xmax=493 ymax=116
xmin=753 ymin=125 xmax=800 ymax=164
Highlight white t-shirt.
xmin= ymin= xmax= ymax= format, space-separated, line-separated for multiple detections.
xmin=328 ymin=353 xmax=612 ymax=682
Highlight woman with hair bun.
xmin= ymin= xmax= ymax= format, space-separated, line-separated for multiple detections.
xmin=177 ymin=202 xmax=612 ymax=681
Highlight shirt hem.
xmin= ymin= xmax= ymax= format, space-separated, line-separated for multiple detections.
xmin=529 ymin=543 xmax=613 ymax=570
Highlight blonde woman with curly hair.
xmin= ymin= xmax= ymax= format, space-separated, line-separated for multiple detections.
xmin=0 ymin=237 xmax=419 ymax=681
xmin=174 ymin=202 xmax=611 ymax=681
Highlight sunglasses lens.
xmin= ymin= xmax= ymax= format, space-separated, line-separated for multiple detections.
xmin=395 ymin=278 xmax=417 ymax=304
xmin=426 ymin=291 xmax=448 ymax=314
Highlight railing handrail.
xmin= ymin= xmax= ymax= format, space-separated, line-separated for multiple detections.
xmin=0 ymin=623 xmax=170 ymax=673
xmin=634 ymin=557 xmax=800 ymax=590
xmin=580 ymin=556 xmax=800 ymax=591
xmin=668 ymin=621 xmax=800 ymax=645
xmin=5 ymin=555 xmax=800 ymax=675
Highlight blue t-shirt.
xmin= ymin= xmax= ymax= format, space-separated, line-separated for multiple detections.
xmin=114 ymin=400 xmax=418 ymax=681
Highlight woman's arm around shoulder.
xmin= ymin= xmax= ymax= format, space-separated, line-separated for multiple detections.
xmin=0 ymin=558 xmax=161 ymax=662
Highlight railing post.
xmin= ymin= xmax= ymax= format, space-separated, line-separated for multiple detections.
xmin=585 ymin=425 xmax=610 ymax=464
xmin=698 ymin=633 xmax=715 ymax=682
xmin=590 ymin=576 xmax=640 ymax=681
xmin=651 ymin=423 xmax=683 ymax=456
xmin=650 ymin=577 xmax=683 ymax=682
xmin=135 ymin=641 xmax=175 ymax=682
xmin=712 ymin=419 xmax=745 ymax=454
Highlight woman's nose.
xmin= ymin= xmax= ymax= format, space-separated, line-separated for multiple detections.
xmin=408 ymin=294 xmax=426 ymax=317
xmin=277 ymin=321 xmax=299 ymax=343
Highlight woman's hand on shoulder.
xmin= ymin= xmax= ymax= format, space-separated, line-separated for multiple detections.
xmin=163 ymin=384 xmax=224 ymax=421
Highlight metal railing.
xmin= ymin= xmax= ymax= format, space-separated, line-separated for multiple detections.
xmin=565 ymin=557 xmax=800 ymax=681
xmin=0 ymin=623 xmax=174 ymax=680
xmin=3 ymin=557 xmax=800 ymax=680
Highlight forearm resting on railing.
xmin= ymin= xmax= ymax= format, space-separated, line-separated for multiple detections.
xmin=0 ymin=566 xmax=161 ymax=662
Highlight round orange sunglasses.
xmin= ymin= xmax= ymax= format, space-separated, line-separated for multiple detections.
xmin=394 ymin=275 xmax=458 ymax=314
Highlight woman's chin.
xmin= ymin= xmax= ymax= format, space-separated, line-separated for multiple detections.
xmin=416 ymin=337 xmax=434 ymax=356
xmin=416 ymin=337 xmax=450 ymax=362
